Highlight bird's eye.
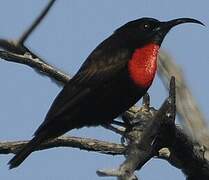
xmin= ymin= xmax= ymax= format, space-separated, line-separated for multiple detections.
xmin=140 ymin=23 xmax=151 ymax=31
xmin=144 ymin=24 xmax=150 ymax=29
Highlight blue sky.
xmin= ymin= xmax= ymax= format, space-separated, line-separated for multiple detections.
xmin=0 ymin=0 xmax=209 ymax=179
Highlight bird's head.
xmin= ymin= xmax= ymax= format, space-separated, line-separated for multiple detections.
xmin=115 ymin=17 xmax=204 ymax=47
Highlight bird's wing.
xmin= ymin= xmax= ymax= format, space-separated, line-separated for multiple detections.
xmin=34 ymin=39 xmax=132 ymax=136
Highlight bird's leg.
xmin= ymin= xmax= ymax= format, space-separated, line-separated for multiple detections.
xmin=102 ymin=124 xmax=125 ymax=135
xmin=119 ymin=94 xmax=150 ymax=146
xmin=141 ymin=93 xmax=150 ymax=111
xmin=110 ymin=120 xmax=135 ymax=146
xmin=102 ymin=120 xmax=129 ymax=144
xmin=111 ymin=120 xmax=129 ymax=145
xmin=111 ymin=120 xmax=126 ymax=127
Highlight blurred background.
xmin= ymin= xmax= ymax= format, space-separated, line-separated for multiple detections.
xmin=0 ymin=0 xmax=209 ymax=179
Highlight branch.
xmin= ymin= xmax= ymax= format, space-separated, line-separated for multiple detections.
xmin=0 ymin=50 xmax=69 ymax=85
xmin=18 ymin=0 xmax=57 ymax=45
xmin=157 ymin=127 xmax=209 ymax=180
xmin=97 ymin=77 xmax=209 ymax=180
xmin=0 ymin=1 xmax=56 ymax=56
xmin=158 ymin=51 xmax=209 ymax=151
xmin=0 ymin=0 xmax=62 ymax=85
xmin=0 ymin=136 xmax=125 ymax=156
xmin=97 ymin=77 xmax=176 ymax=179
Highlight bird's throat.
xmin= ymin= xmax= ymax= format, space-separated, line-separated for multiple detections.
xmin=128 ymin=43 xmax=160 ymax=88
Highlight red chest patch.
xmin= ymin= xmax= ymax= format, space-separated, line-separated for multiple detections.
xmin=128 ymin=43 xmax=160 ymax=88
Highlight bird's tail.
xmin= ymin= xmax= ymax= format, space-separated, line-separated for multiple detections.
xmin=8 ymin=134 xmax=45 ymax=169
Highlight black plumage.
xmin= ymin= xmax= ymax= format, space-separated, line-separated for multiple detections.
xmin=8 ymin=17 xmax=203 ymax=169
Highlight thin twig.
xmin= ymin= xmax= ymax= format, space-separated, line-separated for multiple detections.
xmin=0 ymin=51 xmax=70 ymax=84
xmin=18 ymin=0 xmax=57 ymax=45
xmin=0 ymin=136 xmax=125 ymax=156
xmin=0 ymin=1 xmax=56 ymax=57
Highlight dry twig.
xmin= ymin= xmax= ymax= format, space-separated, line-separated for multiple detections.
xmin=158 ymin=51 xmax=209 ymax=152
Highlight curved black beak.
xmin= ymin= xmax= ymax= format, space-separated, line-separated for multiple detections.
xmin=153 ymin=18 xmax=204 ymax=45
xmin=164 ymin=18 xmax=205 ymax=29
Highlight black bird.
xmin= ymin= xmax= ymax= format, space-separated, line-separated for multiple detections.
xmin=9 ymin=17 xmax=204 ymax=169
